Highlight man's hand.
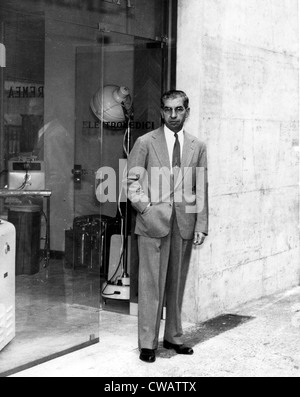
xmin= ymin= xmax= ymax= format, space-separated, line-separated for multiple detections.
xmin=194 ymin=232 xmax=206 ymax=246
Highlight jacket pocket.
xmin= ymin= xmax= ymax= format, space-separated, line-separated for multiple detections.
xmin=136 ymin=203 xmax=172 ymax=238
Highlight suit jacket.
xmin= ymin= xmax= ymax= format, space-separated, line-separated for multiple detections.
xmin=127 ymin=127 xmax=208 ymax=240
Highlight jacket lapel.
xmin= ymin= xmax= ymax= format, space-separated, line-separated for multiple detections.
xmin=151 ymin=127 xmax=172 ymax=186
xmin=151 ymin=128 xmax=196 ymax=189
xmin=151 ymin=127 xmax=171 ymax=170
xmin=181 ymin=132 xmax=195 ymax=170
xmin=151 ymin=128 xmax=195 ymax=169
xmin=173 ymin=132 xmax=196 ymax=190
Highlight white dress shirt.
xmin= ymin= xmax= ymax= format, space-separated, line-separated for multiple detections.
xmin=164 ymin=125 xmax=184 ymax=170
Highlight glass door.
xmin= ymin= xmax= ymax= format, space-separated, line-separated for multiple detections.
xmin=0 ymin=1 xmax=172 ymax=376
xmin=0 ymin=13 xmax=102 ymax=376
xmin=74 ymin=30 xmax=165 ymax=316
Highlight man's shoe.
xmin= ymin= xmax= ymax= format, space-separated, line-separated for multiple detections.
xmin=163 ymin=340 xmax=194 ymax=355
xmin=140 ymin=349 xmax=156 ymax=363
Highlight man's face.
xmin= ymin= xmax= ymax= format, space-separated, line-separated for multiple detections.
xmin=161 ymin=97 xmax=190 ymax=133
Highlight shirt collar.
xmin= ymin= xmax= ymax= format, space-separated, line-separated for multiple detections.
xmin=164 ymin=125 xmax=184 ymax=137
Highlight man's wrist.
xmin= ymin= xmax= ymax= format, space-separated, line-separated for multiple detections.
xmin=195 ymin=231 xmax=208 ymax=236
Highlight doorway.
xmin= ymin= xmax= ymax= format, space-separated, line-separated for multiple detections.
xmin=0 ymin=0 xmax=177 ymax=376
xmin=74 ymin=31 xmax=166 ymax=317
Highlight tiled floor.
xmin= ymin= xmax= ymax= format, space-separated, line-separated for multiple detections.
xmin=0 ymin=260 xmax=128 ymax=376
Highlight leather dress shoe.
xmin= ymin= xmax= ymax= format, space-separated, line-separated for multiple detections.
xmin=140 ymin=349 xmax=156 ymax=363
xmin=163 ymin=340 xmax=194 ymax=355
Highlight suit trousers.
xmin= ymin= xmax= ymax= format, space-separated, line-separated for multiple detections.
xmin=137 ymin=209 xmax=193 ymax=350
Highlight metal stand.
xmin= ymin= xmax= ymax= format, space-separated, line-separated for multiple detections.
xmin=122 ymin=115 xmax=131 ymax=281
xmin=101 ymin=115 xmax=132 ymax=302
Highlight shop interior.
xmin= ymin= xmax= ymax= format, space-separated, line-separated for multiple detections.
xmin=0 ymin=0 xmax=177 ymax=376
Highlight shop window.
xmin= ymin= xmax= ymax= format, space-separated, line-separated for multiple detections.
xmin=0 ymin=0 xmax=177 ymax=376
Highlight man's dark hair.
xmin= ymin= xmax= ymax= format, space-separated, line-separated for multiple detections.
xmin=161 ymin=90 xmax=190 ymax=109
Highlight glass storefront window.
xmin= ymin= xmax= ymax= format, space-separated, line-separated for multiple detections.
xmin=0 ymin=0 xmax=177 ymax=376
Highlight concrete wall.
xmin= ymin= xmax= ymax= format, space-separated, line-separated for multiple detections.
xmin=177 ymin=0 xmax=300 ymax=323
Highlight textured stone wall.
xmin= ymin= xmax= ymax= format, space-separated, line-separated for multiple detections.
xmin=177 ymin=0 xmax=300 ymax=323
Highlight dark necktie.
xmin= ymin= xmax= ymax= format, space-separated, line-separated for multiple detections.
xmin=172 ymin=132 xmax=181 ymax=168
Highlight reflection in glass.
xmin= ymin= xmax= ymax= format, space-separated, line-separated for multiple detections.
xmin=0 ymin=0 xmax=173 ymax=376
xmin=0 ymin=9 xmax=101 ymax=376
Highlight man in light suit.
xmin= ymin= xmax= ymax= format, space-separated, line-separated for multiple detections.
xmin=127 ymin=90 xmax=208 ymax=363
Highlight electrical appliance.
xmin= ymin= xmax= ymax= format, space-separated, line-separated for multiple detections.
xmin=8 ymin=159 xmax=45 ymax=191
xmin=91 ymin=85 xmax=133 ymax=301
xmin=0 ymin=219 xmax=16 ymax=352
xmin=90 ymin=85 xmax=133 ymax=126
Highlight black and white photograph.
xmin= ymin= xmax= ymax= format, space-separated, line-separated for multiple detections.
xmin=0 ymin=0 xmax=299 ymax=380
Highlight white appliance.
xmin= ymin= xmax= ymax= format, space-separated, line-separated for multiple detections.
xmin=8 ymin=160 xmax=45 ymax=190
xmin=0 ymin=220 xmax=16 ymax=352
